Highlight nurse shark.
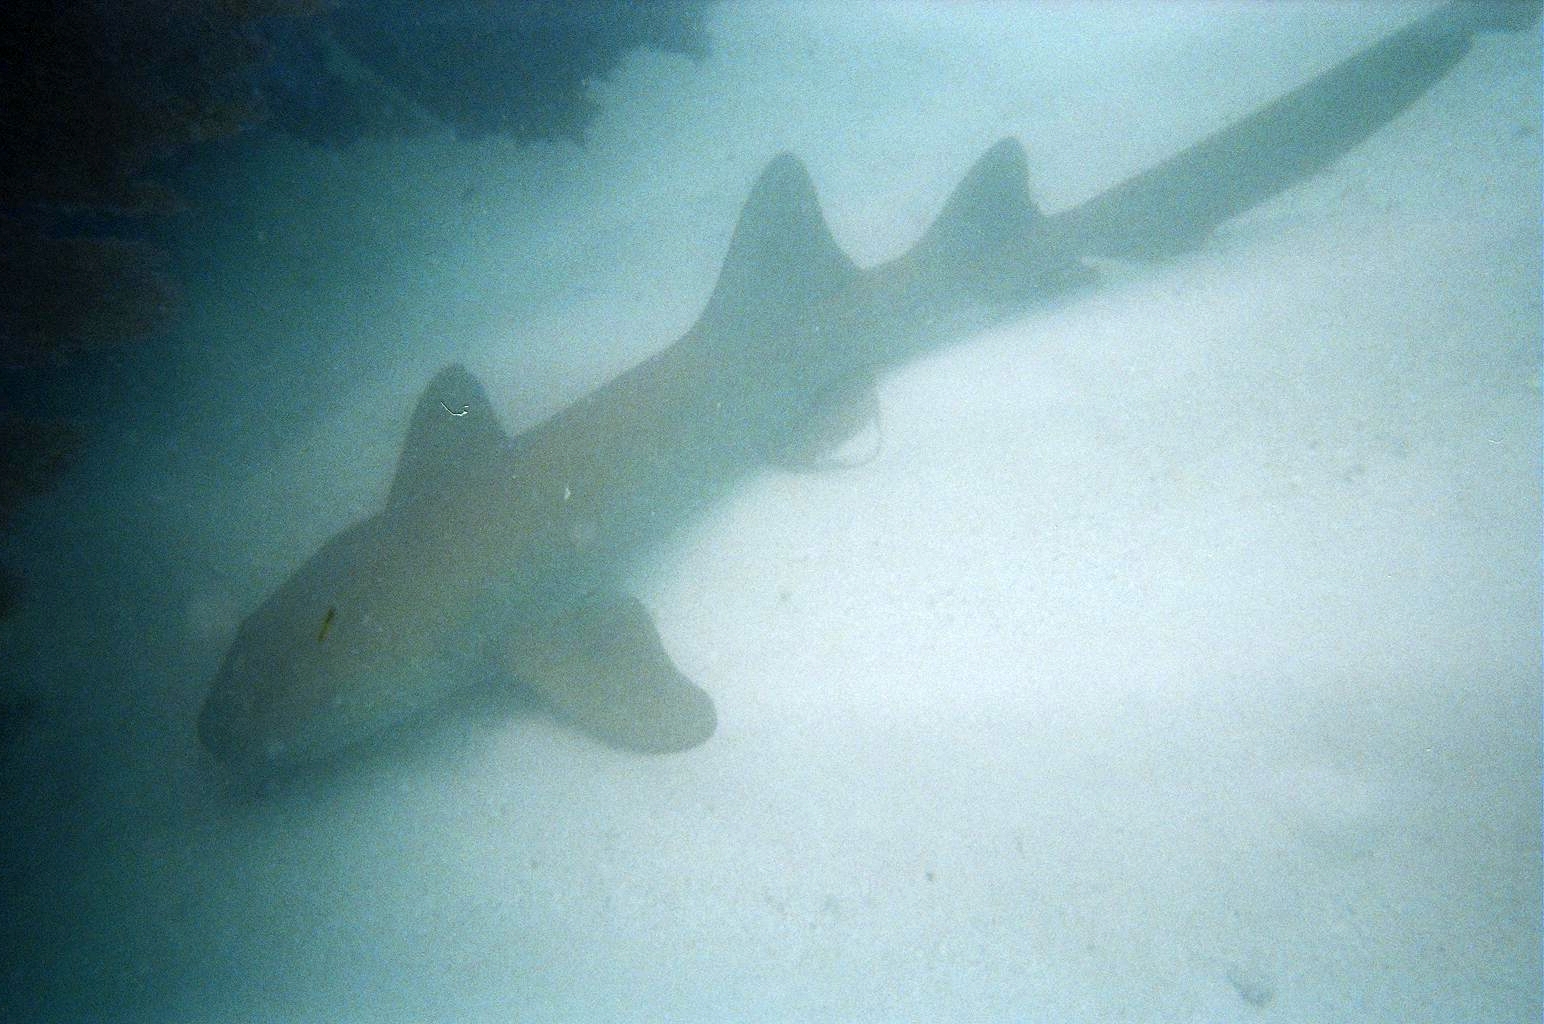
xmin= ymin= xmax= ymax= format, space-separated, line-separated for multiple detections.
xmin=198 ymin=2 xmax=1534 ymax=775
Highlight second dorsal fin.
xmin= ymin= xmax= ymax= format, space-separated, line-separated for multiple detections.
xmin=909 ymin=137 xmax=1091 ymax=303
xmin=696 ymin=153 xmax=859 ymax=333
xmin=387 ymin=363 xmax=509 ymax=510
xmin=912 ymin=138 xmax=1045 ymax=267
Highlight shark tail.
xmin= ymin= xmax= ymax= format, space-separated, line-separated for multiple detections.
xmin=1049 ymin=1 xmax=1540 ymax=259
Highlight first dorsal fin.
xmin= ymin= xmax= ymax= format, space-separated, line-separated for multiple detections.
xmin=387 ymin=363 xmax=509 ymax=509
xmin=696 ymin=153 xmax=859 ymax=332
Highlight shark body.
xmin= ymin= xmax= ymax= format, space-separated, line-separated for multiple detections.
xmin=198 ymin=2 xmax=1531 ymax=775
xmin=199 ymin=141 xmax=1088 ymax=773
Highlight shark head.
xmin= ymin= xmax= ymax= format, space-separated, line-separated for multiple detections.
xmin=197 ymin=515 xmax=477 ymax=774
xmin=198 ymin=367 xmax=518 ymax=774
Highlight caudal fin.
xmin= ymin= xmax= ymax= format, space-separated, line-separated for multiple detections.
xmin=1049 ymin=2 xmax=1534 ymax=259
xmin=696 ymin=153 xmax=859 ymax=333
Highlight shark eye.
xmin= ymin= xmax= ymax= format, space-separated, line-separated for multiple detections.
xmin=317 ymin=606 xmax=337 ymax=643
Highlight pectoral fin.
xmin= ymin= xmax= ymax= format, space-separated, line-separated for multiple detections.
xmin=502 ymin=589 xmax=716 ymax=753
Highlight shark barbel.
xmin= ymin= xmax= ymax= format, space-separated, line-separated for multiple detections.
xmin=198 ymin=2 xmax=1534 ymax=775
